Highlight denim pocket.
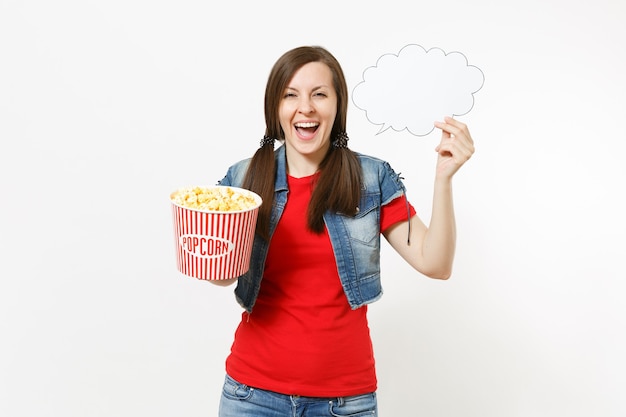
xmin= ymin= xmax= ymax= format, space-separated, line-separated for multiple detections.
xmin=344 ymin=193 xmax=380 ymax=244
xmin=329 ymin=392 xmax=377 ymax=416
xmin=221 ymin=374 xmax=254 ymax=401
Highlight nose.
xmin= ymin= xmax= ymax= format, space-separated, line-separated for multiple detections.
xmin=298 ymin=97 xmax=314 ymax=114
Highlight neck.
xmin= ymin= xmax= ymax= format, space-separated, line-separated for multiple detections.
xmin=285 ymin=149 xmax=325 ymax=178
xmin=286 ymin=161 xmax=319 ymax=178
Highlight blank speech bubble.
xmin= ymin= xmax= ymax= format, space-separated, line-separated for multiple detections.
xmin=352 ymin=44 xmax=484 ymax=136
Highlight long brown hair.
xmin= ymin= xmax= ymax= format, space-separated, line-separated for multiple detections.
xmin=243 ymin=46 xmax=362 ymax=239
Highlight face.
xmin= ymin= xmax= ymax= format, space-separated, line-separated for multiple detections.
xmin=279 ymin=61 xmax=338 ymax=171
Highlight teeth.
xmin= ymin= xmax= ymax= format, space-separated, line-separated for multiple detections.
xmin=295 ymin=122 xmax=319 ymax=128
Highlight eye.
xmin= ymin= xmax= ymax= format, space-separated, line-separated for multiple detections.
xmin=283 ymin=92 xmax=297 ymax=99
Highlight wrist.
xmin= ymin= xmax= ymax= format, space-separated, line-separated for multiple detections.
xmin=434 ymin=175 xmax=453 ymax=189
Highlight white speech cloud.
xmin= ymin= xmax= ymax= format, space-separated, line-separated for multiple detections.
xmin=352 ymin=44 xmax=484 ymax=136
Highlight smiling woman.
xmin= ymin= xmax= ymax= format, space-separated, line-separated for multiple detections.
xmin=212 ymin=45 xmax=475 ymax=417
xmin=242 ymin=46 xmax=363 ymax=238
xmin=278 ymin=61 xmax=338 ymax=176
xmin=279 ymin=62 xmax=337 ymax=178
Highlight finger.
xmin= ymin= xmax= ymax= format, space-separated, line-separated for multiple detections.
xmin=437 ymin=137 xmax=474 ymax=161
xmin=441 ymin=116 xmax=467 ymax=132
xmin=437 ymin=125 xmax=452 ymax=140
xmin=435 ymin=117 xmax=472 ymax=144
xmin=434 ymin=127 xmax=450 ymax=153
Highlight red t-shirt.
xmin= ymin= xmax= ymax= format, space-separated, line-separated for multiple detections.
xmin=225 ymin=173 xmax=416 ymax=397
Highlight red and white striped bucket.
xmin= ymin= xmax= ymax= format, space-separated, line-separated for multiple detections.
xmin=170 ymin=186 xmax=262 ymax=280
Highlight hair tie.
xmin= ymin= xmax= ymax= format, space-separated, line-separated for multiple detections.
xmin=260 ymin=135 xmax=275 ymax=148
xmin=332 ymin=132 xmax=349 ymax=149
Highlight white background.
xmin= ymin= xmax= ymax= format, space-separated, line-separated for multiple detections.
xmin=1 ymin=0 xmax=625 ymax=416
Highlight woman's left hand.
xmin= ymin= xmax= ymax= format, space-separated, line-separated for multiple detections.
xmin=433 ymin=117 xmax=475 ymax=179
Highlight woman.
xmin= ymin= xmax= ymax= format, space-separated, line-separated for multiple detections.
xmin=216 ymin=45 xmax=474 ymax=416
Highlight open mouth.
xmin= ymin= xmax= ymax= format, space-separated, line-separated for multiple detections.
xmin=295 ymin=122 xmax=319 ymax=138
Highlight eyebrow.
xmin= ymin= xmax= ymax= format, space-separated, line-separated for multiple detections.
xmin=285 ymin=85 xmax=330 ymax=92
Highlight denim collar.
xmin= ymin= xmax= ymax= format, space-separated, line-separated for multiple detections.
xmin=274 ymin=144 xmax=289 ymax=192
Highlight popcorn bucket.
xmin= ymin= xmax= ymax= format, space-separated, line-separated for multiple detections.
xmin=170 ymin=186 xmax=262 ymax=280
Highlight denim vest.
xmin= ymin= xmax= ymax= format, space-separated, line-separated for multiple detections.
xmin=218 ymin=145 xmax=408 ymax=313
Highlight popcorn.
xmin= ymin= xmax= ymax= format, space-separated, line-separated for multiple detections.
xmin=171 ymin=186 xmax=258 ymax=212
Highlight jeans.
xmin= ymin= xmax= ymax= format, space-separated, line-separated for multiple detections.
xmin=218 ymin=374 xmax=378 ymax=417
